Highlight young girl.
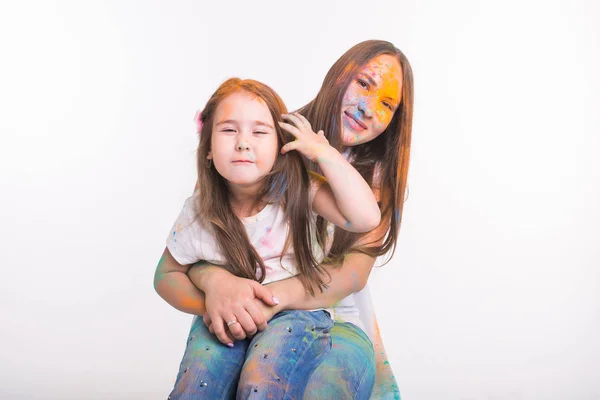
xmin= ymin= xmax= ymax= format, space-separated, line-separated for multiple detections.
xmin=178 ymin=40 xmax=413 ymax=399
xmin=154 ymin=77 xmax=381 ymax=399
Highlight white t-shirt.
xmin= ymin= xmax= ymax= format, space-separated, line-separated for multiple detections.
xmin=166 ymin=175 xmax=365 ymax=329
xmin=166 ymin=195 xmax=324 ymax=285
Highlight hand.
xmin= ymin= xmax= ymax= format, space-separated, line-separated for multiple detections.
xmin=251 ymin=297 xmax=280 ymax=323
xmin=205 ymin=297 xmax=281 ymax=340
xmin=200 ymin=269 xmax=279 ymax=345
xmin=279 ymin=113 xmax=331 ymax=162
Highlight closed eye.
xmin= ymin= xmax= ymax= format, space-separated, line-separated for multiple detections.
xmin=382 ymin=101 xmax=393 ymax=111
xmin=254 ymin=131 xmax=268 ymax=135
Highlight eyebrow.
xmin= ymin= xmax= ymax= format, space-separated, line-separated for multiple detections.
xmin=358 ymin=72 xmax=399 ymax=104
xmin=359 ymin=72 xmax=378 ymax=90
xmin=215 ymin=120 xmax=274 ymax=129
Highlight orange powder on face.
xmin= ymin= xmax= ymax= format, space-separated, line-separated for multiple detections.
xmin=362 ymin=58 xmax=403 ymax=126
xmin=217 ymin=101 xmax=233 ymax=121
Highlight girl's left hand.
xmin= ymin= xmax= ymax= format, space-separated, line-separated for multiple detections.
xmin=279 ymin=113 xmax=331 ymax=162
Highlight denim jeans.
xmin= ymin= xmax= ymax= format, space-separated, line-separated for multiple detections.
xmin=168 ymin=311 xmax=376 ymax=399
xmin=168 ymin=310 xmax=332 ymax=399
xmin=302 ymin=322 xmax=376 ymax=400
xmin=236 ymin=310 xmax=334 ymax=399
xmin=167 ymin=314 xmax=248 ymax=399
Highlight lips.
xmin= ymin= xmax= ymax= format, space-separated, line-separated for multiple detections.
xmin=344 ymin=111 xmax=367 ymax=130
xmin=232 ymin=160 xmax=254 ymax=164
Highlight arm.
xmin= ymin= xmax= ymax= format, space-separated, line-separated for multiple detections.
xmin=197 ymin=216 xmax=387 ymax=344
xmin=266 ymin=164 xmax=387 ymax=311
xmin=191 ymin=181 xmax=386 ymax=332
xmin=280 ymin=113 xmax=380 ymax=232
xmin=312 ymin=153 xmax=380 ymax=232
xmin=198 ymin=221 xmax=385 ymax=326
xmin=153 ymin=247 xmax=207 ymax=315
xmin=154 ymin=247 xmax=278 ymax=343
xmin=265 ymin=221 xmax=385 ymax=312
xmin=309 ymin=151 xmax=380 ymax=232
xmin=267 ymin=251 xmax=376 ymax=312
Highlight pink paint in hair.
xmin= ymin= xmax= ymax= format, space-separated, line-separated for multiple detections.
xmin=193 ymin=110 xmax=203 ymax=136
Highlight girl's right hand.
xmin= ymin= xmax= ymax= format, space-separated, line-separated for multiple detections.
xmin=279 ymin=113 xmax=332 ymax=162
xmin=198 ymin=268 xmax=280 ymax=345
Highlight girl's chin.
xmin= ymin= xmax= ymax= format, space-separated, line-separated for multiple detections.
xmin=341 ymin=130 xmax=364 ymax=147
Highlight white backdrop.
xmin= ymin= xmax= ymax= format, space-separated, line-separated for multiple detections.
xmin=1 ymin=0 xmax=599 ymax=399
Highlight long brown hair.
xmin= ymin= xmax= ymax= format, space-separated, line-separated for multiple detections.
xmin=195 ymin=78 xmax=328 ymax=294
xmin=298 ymin=40 xmax=414 ymax=263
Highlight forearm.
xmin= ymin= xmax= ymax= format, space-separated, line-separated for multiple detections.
xmin=317 ymin=147 xmax=380 ymax=230
xmin=153 ymin=248 xmax=207 ymax=315
xmin=155 ymin=271 xmax=207 ymax=315
xmin=156 ymin=262 xmax=227 ymax=314
xmin=267 ymin=251 xmax=376 ymax=310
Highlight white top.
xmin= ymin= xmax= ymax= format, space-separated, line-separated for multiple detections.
xmin=166 ymin=179 xmax=364 ymax=329
xmin=166 ymin=196 xmax=324 ymax=285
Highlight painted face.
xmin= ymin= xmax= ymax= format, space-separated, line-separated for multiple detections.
xmin=340 ymin=54 xmax=403 ymax=146
xmin=208 ymin=91 xmax=278 ymax=190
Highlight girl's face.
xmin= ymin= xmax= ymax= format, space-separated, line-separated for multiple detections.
xmin=340 ymin=54 xmax=403 ymax=146
xmin=208 ymin=91 xmax=278 ymax=190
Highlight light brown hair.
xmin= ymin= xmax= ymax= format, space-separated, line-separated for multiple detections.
xmin=298 ymin=40 xmax=414 ymax=263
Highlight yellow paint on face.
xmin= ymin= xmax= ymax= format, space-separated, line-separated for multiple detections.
xmin=360 ymin=55 xmax=402 ymax=127
xmin=340 ymin=54 xmax=403 ymax=146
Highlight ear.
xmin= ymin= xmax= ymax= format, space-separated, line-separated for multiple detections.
xmin=207 ymin=152 xmax=213 ymax=160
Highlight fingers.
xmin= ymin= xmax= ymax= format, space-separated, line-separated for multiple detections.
xmin=223 ymin=312 xmax=248 ymax=341
xmin=292 ymin=112 xmax=312 ymax=130
xmin=281 ymin=113 xmax=304 ymax=129
xmin=203 ymin=313 xmax=212 ymax=327
xmin=245 ymin=302 xmax=268 ymax=332
xmin=280 ymin=140 xmax=300 ymax=155
xmin=251 ymin=281 xmax=279 ymax=306
xmin=207 ymin=322 xmax=235 ymax=344
xmin=282 ymin=113 xmax=311 ymax=131
xmin=208 ymin=310 xmax=256 ymax=340
xmin=210 ymin=313 xmax=236 ymax=346
xmin=278 ymin=121 xmax=301 ymax=138
xmin=234 ymin=310 xmax=258 ymax=337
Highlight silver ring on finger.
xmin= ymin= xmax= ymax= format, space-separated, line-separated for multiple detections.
xmin=226 ymin=319 xmax=238 ymax=327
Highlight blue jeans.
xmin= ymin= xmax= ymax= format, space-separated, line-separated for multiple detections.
xmin=168 ymin=311 xmax=376 ymax=399
xmin=168 ymin=310 xmax=333 ymax=399
xmin=167 ymin=315 xmax=247 ymax=399
xmin=302 ymin=322 xmax=376 ymax=400
xmin=236 ymin=310 xmax=335 ymax=399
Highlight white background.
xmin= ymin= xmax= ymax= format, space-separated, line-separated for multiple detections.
xmin=1 ymin=0 xmax=599 ymax=399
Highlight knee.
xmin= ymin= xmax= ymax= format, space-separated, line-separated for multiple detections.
xmin=237 ymin=363 xmax=285 ymax=399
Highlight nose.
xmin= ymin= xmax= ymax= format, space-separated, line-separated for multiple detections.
xmin=236 ymin=139 xmax=250 ymax=151
xmin=357 ymin=99 xmax=373 ymax=118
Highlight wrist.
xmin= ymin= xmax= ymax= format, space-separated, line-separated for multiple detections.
xmin=267 ymin=277 xmax=306 ymax=311
xmin=314 ymin=144 xmax=339 ymax=163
